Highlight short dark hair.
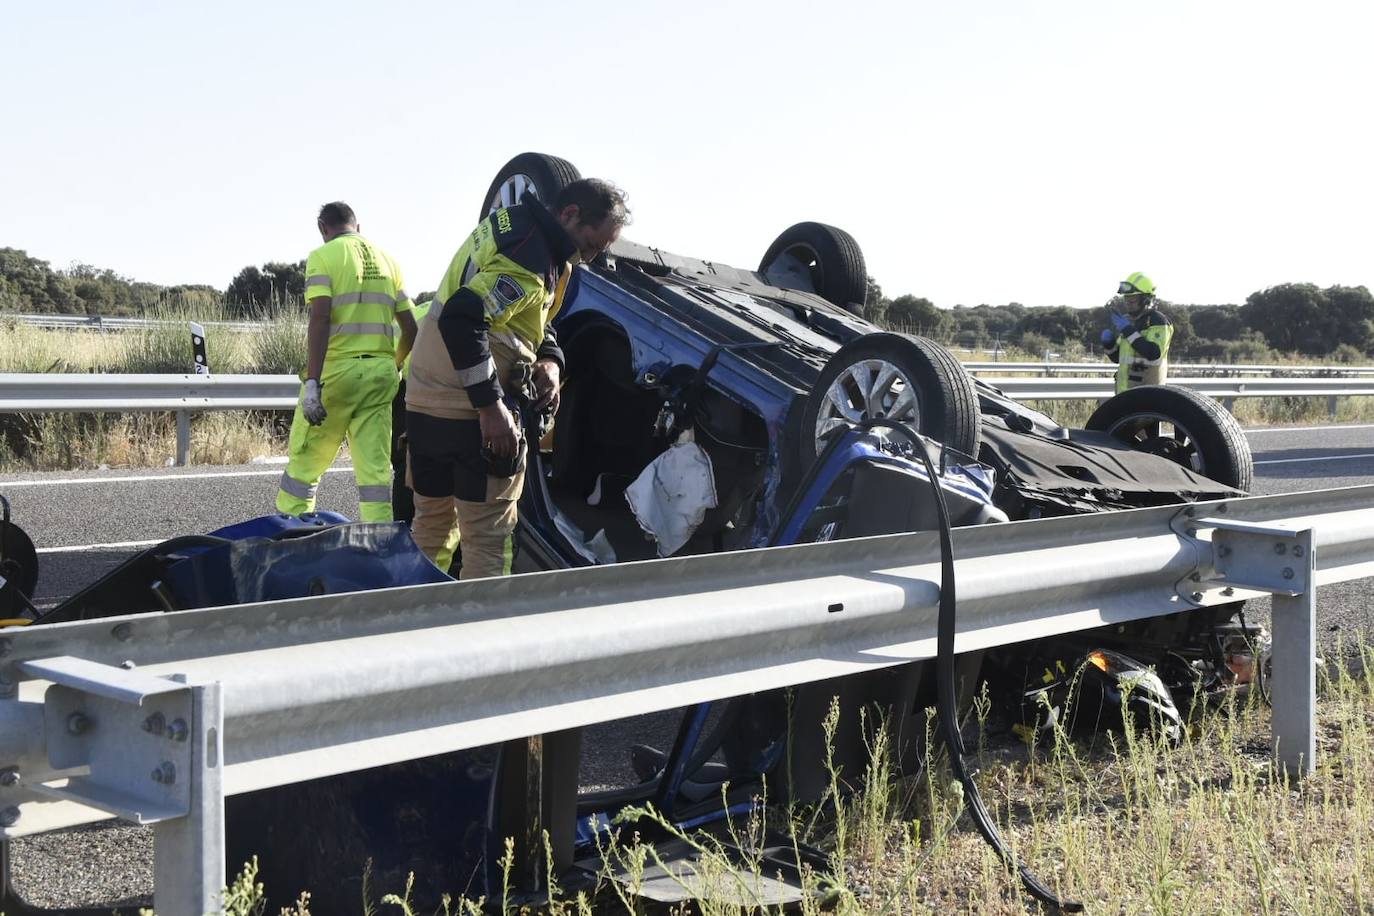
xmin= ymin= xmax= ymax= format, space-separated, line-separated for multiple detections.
xmin=554 ymin=179 xmax=630 ymax=229
xmin=318 ymin=201 xmax=357 ymax=229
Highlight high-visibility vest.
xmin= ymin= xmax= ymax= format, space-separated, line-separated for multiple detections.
xmin=1115 ymin=311 xmax=1173 ymax=393
xmin=304 ymin=232 xmax=412 ymax=361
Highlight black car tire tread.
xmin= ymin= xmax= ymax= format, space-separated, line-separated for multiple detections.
xmin=759 ymin=222 xmax=867 ymax=309
xmin=803 ymin=333 xmax=981 ymax=463
xmin=479 ymin=152 xmax=582 ymax=220
xmin=1086 ymin=385 xmax=1253 ymax=491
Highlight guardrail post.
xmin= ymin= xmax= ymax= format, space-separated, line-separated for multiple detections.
xmin=175 ymin=410 xmax=191 ymax=466
xmin=1270 ymin=529 xmax=1317 ymax=777
xmin=1328 ymin=395 xmax=1339 ymax=420
xmin=154 ymin=681 xmax=225 ymax=916
xmin=1222 ymin=397 xmax=1235 ymax=414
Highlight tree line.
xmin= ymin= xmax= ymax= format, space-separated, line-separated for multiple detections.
xmin=0 ymin=248 xmax=307 ymax=318
xmin=862 ymin=278 xmax=1374 ymax=362
xmin=3 ymin=247 xmax=1372 ymax=363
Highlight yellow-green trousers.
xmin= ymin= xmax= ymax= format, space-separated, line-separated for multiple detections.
xmin=277 ymin=355 xmax=398 ymax=522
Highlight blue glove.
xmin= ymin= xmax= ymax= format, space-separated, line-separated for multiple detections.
xmin=1109 ymin=311 xmax=1133 ymax=335
xmin=1100 ymin=328 xmax=1116 ymax=346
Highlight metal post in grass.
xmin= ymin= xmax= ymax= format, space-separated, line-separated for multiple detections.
xmin=175 ymin=410 xmax=191 ymax=467
xmin=1196 ymin=517 xmax=1320 ymax=778
xmin=1328 ymin=395 xmax=1339 ymax=420
xmin=1270 ymin=528 xmax=1317 ymax=777
xmin=152 ymin=681 xmax=225 ymax=916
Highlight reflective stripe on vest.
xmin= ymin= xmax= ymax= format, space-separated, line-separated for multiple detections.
xmin=333 ymin=291 xmax=398 ymax=307
xmin=330 ymin=322 xmax=396 ymax=339
xmin=305 ymin=274 xmax=331 ymax=289
xmin=455 ymin=356 xmax=496 ymax=387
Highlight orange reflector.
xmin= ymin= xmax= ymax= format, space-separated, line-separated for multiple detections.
xmin=1087 ymin=651 xmax=1110 ymax=672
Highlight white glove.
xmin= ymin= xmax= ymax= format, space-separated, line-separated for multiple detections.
xmin=302 ymin=378 xmax=327 ymax=426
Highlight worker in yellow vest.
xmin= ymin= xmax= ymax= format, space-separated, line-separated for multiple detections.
xmin=405 ymin=179 xmax=629 ymax=578
xmin=276 ymin=202 xmax=417 ymax=521
xmin=1101 ymin=272 xmax=1173 ymax=394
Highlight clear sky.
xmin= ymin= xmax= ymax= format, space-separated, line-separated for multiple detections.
xmin=3 ymin=0 xmax=1370 ymax=309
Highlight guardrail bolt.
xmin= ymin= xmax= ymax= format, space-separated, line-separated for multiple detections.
xmin=1275 ymin=543 xmax=1288 ymax=555
xmin=1186 ymin=527 xmax=1199 ymax=537
xmin=150 ymin=762 xmax=176 ymax=785
xmin=1292 ymin=545 xmax=1305 ymax=558
xmin=142 ymin=712 xmax=166 ymax=736
xmin=111 ymin=623 xmax=133 ymax=642
xmin=66 ymin=712 xmax=92 ymax=736
xmin=0 ymin=807 xmax=20 ymax=827
xmin=1189 ymin=572 xmax=1202 ymax=582
xmin=1282 ymin=567 xmax=1295 ymax=580
xmin=1222 ymin=587 xmax=1236 ymax=597
xmin=1190 ymin=591 xmax=1204 ymax=602
xmin=0 ymin=768 xmax=19 ymax=787
xmin=165 ymin=718 xmax=189 ymax=742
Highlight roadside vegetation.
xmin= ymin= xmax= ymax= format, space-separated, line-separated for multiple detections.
xmin=198 ymin=648 xmax=1374 ymax=915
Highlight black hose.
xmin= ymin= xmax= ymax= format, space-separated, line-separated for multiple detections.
xmin=862 ymin=419 xmax=1082 ymax=912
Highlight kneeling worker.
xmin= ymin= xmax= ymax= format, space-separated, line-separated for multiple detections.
xmin=277 ymin=202 xmax=417 ymax=521
xmin=1101 ymin=271 xmax=1172 ymax=394
xmin=405 ymin=179 xmax=629 ymax=578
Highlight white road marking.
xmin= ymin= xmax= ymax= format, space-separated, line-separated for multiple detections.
xmin=1247 ymin=423 xmax=1374 ymax=434
xmin=0 ymin=467 xmax=353 ymax=488
xmin=37 ymin=539 xmax=163 ymax=554
xmin=1255 ymin=453 xmax=1374 ymax=466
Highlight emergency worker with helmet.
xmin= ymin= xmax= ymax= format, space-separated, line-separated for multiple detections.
xmin=405 ymin=179 xmax=629 ymax=579
xmin=1100 ymin=271 xmax=1173 ymax=394
xmin=276 ymin=202 xmax=418 ymax=521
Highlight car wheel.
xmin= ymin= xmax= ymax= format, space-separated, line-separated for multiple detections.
xmin=802 ymin=333 xmax=981 ymax=462
xmin=1086 ymin=385 xmax=1253 ymax=491
xmin=759 ymin=222 xmax=867 ymax=310
xmin=480 ymin=152 xmax=582 ymax=219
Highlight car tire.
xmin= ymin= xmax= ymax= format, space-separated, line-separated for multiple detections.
xmin=802 ymin=332 xmax=981 ymax=462
xmin=1086 ymin=385 xmax=1253 ymax=491
xmin=480 ymin=152 xmax=582 ymax=219
xmin=759 ymin=222 xmax=867 ymax=310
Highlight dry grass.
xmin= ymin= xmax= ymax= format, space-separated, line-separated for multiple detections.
xmin=0 ymin=412 xmax=287 ymax=471
xmin=212 ymin=650 xmax=1374 ymax=915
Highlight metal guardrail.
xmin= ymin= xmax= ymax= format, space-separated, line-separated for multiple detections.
xmin=964 ymin=361 xmax=1374 ymax=377
xmin=0 ymin=485 xmax=1368 ymax=911
xmin=0 ymin=373 xmax=300 ymax=466
xmin=6 ymin=314 xmax=260 ymax=333
xmin=981 ymin=376 xmax=1374 ymax=416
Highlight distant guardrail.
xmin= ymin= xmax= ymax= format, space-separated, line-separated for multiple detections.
xmin=0 ymin=372 xmax=1370 ymax=466
xmin=0 ymin=373 xmax=299 ymax=465
xmin=963 ymin=361 xmax=1374 ymax=377
xmin=4 ymin=313 xmax=261 ymax=333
